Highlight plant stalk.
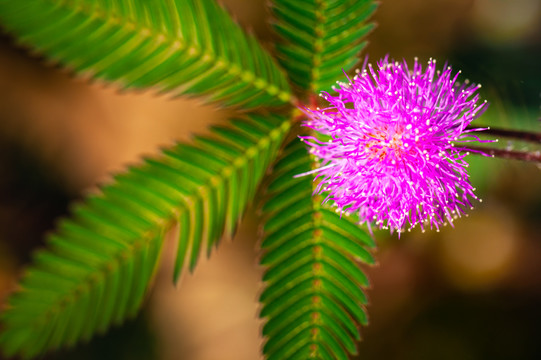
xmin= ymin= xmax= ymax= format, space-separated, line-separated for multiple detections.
xmin=468 ymin=125 xmax=541 ymax=144
xmin=467 ymin=145 xmax=541 ymax=163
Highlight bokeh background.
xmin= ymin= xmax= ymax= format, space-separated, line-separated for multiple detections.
xmin=1 ymin=0 xmax=541 ymax=359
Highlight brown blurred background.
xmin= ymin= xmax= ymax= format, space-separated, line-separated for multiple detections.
xmin=1 ymin=0 xmax=541 ymax=359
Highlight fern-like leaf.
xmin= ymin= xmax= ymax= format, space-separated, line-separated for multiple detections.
xmin=0 ymin=113 xmax=291 ymax=358
xmin=0 ymin=0 xmax=292 ymax=108
xmin=271 ymin=0 xmax=377 ymax=94
xmin=259 ymin=136 xmax=375 ymax=360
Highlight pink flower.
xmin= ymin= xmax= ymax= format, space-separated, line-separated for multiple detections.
xmin=301 ymin=57 xmax=490 ymax=234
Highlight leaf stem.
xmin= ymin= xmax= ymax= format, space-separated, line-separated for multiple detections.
xmin=468 ymin=125 xmax=541 ymax=144
xmin=467 ymin=145 xmax=541 ymax=163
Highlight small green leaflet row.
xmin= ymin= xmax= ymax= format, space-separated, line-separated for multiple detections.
xmin=0 ymin=0 xmax=292 ymax=108
xmin=272 ymin=0 xmax=377 ymax=94
xmin=0 ymin=113 xmax=291 ymax=358
xmin=260 ymin=137 xmax=376 ymax=360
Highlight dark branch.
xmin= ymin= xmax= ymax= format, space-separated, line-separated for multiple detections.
xmin=467 ymin=145 xmax=541 ymax=163
xmin=467 ymin=125 xmax=541 ymax=144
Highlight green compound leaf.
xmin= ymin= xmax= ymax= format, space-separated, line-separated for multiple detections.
xmin=0 ymin=0 xmax=292 ymax=109
xmin=260 ymin=136 xmax=375 ymax=360
xmin=271 ymin=0 xmax=377 ymax=94
xmin=0 ymin=113 xmax=291 ymax=359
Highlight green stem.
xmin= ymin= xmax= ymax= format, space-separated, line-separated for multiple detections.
xmin=468 ymin=125 xmax=541 ymax=144
xmin=467 ymin=145 xmax=541 ymax=163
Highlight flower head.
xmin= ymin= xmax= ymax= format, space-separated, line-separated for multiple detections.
xmin=301 ymin=57 xmax=489 ymax=234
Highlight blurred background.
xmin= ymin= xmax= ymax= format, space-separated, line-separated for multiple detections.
xmin=0 ymin=0 xmax=540 ymax=359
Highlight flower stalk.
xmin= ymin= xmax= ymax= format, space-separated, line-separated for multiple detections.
xmin=466 ymin=125 xmax=541 ymax=144
xmin=466 ymin=145 xmax=541 ymax=163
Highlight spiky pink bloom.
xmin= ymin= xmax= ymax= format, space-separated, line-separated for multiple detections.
xmin=301 ymin=57 xmax=490 ymax=234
